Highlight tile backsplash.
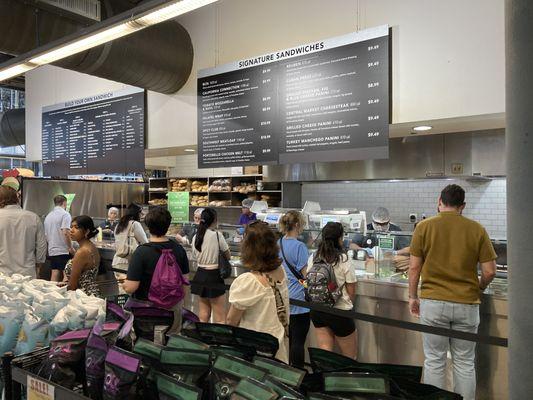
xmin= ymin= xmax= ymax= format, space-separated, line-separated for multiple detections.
xmin=302 ymin=178 xmax=507 ymax=239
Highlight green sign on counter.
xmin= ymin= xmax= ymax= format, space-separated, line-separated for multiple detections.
xmin=167 ymin=192 xmax=190 ymax=223
xmin=378 ymin=236 xmax=395 ymax=251
xmin=64 ymin=193 xmax=76 ymax=213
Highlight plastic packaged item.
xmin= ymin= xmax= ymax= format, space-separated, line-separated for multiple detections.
xmin=323 ymin=372 xmax=390 ymax=397
xmin=253 ymin=356 xmax=306 ymax=388
xmin=208 ymin=354 xmax=268 ymax=400
xmin=166 ymin=334 xmax=209 ymax=351
xmin=0 ymin=305 xmax=25 ymax=355
xmin=133 ymin=339 xmax=165 ymax=400
xmin=103 ymin=347 xmax=141 ymax=400
xmin=262 ymin=376 xmax=304 ymax=399
xmin=159 ymin=348 xmax=211 ymax=387
xmin=230 ymin=377 xmax=278 ymax=400
xmin=38 ymin=329 xmax=91 ymax=389
xmin=156 ymin=372 xmax=202 ymax=400
xmin=14 ymin=310 xmax=50 ymax=355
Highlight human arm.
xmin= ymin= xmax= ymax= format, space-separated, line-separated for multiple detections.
xmin=61 ymin=213 xmax=74 ymax=255
xmin=227 ymin=305 xmax=245 ymax=326
xmin=35 ymin=218 xmax=47 ymax=275
xmin=67 ymin=248 xmax=89 ymax=291
xmin=395 ymin=246 xmax=410 ymax=256
xmin=123 ymin=246 xmax=144 ymax=294
xmin=408 ymin=255 xmax=423 ymax=317
xmin=345 ymin=282 xmax=356 ymax=301
xmin=479 ymin=260 xmax=497 ymax=291
xmin=296 ymin=242 xmax=309 ymax=278
xmin=478 ymin=230 xmax=498 ymax=291
xmin=133 ymin=221 xmax=149 ymax=244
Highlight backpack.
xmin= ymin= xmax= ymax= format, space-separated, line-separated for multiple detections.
xmin=147 ymin=245 xmax=189 ymax=309
xmin=305 ymin=258 xmax=343 ymax=307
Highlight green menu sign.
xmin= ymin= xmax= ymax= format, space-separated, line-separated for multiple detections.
xmin=64 ymin=193 xmax=76 ymax=213
xmin=167 ymin=192 xmax=190 ymax=223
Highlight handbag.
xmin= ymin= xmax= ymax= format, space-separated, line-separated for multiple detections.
xmin=217 ymin=231 xmax=232 ymax=279
xmin=115 ymin=221 xmax=136 ymax=259
xmin=280 ymin=238 xmax=304 ymax=281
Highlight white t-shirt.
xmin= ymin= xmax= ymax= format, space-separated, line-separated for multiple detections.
xmin=307 ymin=254 xmax=357 ymax=310
xmin=192 ymin=229 xmax=229 ymax=269
xmin=44 ymin=206 xmax=72 ymax=256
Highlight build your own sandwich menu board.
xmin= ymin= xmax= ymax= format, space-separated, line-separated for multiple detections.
xmin=42 ymin=87 xmax=145 ymax=177
xmin=197 ymin=25 xmax=390 ymax=168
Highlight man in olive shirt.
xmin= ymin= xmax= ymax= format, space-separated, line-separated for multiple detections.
xmin=408 ymin=184 xmax=497 ymax=400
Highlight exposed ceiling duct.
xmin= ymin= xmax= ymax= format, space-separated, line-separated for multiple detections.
xmin=0 ymin=0 xmax=194 ymax=94
xmin=0 ymin=108 xmax=25 ymax=148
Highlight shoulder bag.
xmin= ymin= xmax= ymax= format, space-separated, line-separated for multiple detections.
xmin=217 ymin=231 xmax=232 ymax=279
xmin=280 ymin=238 xmax=304 ymax=281
xmin=115 ymin=221 xmax=135 ymax=259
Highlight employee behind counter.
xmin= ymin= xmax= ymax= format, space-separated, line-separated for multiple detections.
xmin=349 ymin=207 xmax=410 ymax=255
xmin=99 ymin=207 xmax=119 ymax=240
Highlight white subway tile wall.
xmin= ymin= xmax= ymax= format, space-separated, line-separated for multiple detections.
xmin=170 ymin=154 xmax=234 ymax=177
xmin=302 ymin=179 xmax=507 ymax=239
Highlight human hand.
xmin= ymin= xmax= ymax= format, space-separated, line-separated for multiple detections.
xmin=68 ymin=247 xmax=76 ymax=256
xmin=409 ymin=297 xmax=420 ymax=317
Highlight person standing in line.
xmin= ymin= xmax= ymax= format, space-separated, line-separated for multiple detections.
xmin=278 ymin=210 xmax=310 ymax=368
xmin=124 ymin=207 xmax=190 ymax=334
xmin=112 ymin=203 xmax=148 ymax=278
xmin=227 ymin=220 xmax=290 ymax=364
xmin=63 ymin=216 xmax=101 ymax=297
xmin=408 ymin=184 xmax=497 ymax=400
xmin=0 ymin=186 xmax=47 ymax=278
xmin=44 ymin=195 xmax=75 ymax=282
xmin=191 ymin=208 xmax=231 ymax=324
xmin=309 ymin=222 xmax=358 ymax=359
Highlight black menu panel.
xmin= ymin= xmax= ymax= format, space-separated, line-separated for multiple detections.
xmin=42 ymin=87 xmax=145 ymax=177
xmin=197 ymin=26 xmax=389 ymax=168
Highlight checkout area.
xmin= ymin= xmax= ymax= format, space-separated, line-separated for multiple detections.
xmin=20 ymin=176 xmax=508 ymax=400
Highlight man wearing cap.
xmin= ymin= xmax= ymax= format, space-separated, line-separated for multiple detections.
xmin=350 ymin=207 xmax=407 ymax=253
xmin=367 ymin=207 xmax=402 ymax=233
xmin=0 ymin=186 xmax=47 ymax=278
xmin=238 ymin=198 xmax=257 ymax=225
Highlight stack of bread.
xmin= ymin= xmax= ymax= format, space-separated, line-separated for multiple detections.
xmin=208 ymin=200 xmax=232 ymax=207
xmin=148 ymin=198 xmax=168 ymax=206
xmin=191 ymin=180 xmax=208 ymax=192
xmin=208 ymin=179 xmax=231 ymax=192
xmin=170 ymin=179 xmax=189 ymax=192
xmin=191 ymin=195 xmax=209 ymax=207
xmin=232 ymin=184 xmax=256 ymax=193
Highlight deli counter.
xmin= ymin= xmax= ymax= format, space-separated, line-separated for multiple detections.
xmin=94 ymin=218 xmax=508 ymax=400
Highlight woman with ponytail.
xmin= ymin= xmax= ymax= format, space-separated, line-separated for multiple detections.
xmin=309 ymin=222 xmax=358 ymax=358
xmin=191 ymin=208 xmax=231 ymax=323
xmin=63 ymin=215 xmax=101 ymax=296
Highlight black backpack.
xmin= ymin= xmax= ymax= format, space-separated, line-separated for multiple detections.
xmin=305 ymin=258 xmax=343 ymax=307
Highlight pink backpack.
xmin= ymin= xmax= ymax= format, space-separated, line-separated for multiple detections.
xmin=148 ymin=247 xmax=189 ymax=309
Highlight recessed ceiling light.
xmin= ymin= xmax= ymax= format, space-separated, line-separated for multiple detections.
xmin=413 ymin=125 xmax=432 ymax=131
xmin=184 ymin=148 xmax=195 ymax=152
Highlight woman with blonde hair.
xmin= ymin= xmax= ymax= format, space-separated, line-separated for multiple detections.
xmin=278 ymin=210 xmax=310 ymax=368
xmin=227 ymin=221 xmax=289 ymax=363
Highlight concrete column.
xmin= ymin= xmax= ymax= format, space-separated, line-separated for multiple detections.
xmin=505 ymin=1 xmax=533 ymax=399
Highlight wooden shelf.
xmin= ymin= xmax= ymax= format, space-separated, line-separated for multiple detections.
xmin=257 ymin=190 xmax=282 ymax=193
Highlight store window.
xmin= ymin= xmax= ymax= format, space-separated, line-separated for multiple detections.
xmin=0 ymin=86 xmax=30 ymax=168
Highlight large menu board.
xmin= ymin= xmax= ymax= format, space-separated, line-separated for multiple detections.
xmin=42 ymin=87 xmax=145 ymax=177
xmin=197 ymin=25 xmax=389 ymax=168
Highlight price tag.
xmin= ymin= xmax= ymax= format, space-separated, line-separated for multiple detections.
xmin=27 ymin=376 xmax=55 ymax=400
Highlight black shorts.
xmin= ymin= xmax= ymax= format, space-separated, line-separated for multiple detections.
xmin=48 ymin=254 xmax=71 ymax=271
xmin=191 ymin=268 xmax=226 ymax=299
xmin=310 ymin=310 xmax=356 ymax=337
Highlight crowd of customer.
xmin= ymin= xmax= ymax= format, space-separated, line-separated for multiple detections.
xmin=0 ymin=183 xmax=498 ymax=395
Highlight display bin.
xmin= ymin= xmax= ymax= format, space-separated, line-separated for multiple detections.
xmin=4 ymin=348 xmax=90 ymax=400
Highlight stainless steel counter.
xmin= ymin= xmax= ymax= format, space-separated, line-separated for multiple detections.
xmin=94 ymin=244 xmax=507 ymax=400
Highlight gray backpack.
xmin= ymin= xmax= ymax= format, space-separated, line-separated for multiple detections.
xmin=305 ymin=258 xmax=343 ymax=307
